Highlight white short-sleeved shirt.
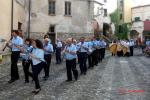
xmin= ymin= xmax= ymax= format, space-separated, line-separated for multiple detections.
xmin=32 ymin=48 xmax=45 ymax=65
xmin=77 ymin=42 xmax=89 ymax=52
xmin=11 ymin=36 xmax=23 ymax=51
xmin=64 ymin=44 xmax=77 ymax=60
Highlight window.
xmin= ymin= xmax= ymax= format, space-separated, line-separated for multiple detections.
xmin=18 ymin=22 xmax=22 ymax=30
xmin=65 ymin=1 xmax=71 ymax=16
xmin=104 ymin=9 xmax=107 ymax=16
xmin=49 ymin=0 xmax=55 ymax=15
xmin=49 ymin=25 xmax=55 ymax=33
xmin=134 ymin=17 xmax=140 ymax=22
xmin=120 ymin=0 xmax=123 ymax=5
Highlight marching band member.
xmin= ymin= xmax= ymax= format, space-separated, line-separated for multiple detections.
xmin=101 ymin=39 xmax=106 ymax=59
xmin=129 ymin=39 xmax=135 ymax=56
xmin=43 ymin=38 xmax=54 ymax=80
xmin=55 ymin=39 xmax=62 ymax=64
xmin=7 ymin=30 xmax=23 ymax=83
xmin=121 ymin=40 xmax=130 ymax=57
xmin=77 ymin=37 xmax=89 ymax=75
xmin=109 ymin=40 xmax=117 ymax=56
xmin=19 ymin=39 xmax=33 ymax=83
xmin=117 ymin=41 xmax=123 ymax=57
xmin=97 ymin=39 xmax=103 ymax=62
xmin=63 ymin=38 xmax=78 ymax=81
xmin=44 ymin=34 xmax=51 ymax=44
xmin=29 ymin=39 xmax=46 ymax=94
xmin=92 ymin=37 xmax=99 ymax=66
xmin=87 ymin=38 xmax=94 ymax=69
xmin=72 ymin=39 xmax=79 ymax=64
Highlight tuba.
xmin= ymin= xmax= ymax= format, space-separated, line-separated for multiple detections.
xmin=109 ymin=43 xmax=117 ymax=55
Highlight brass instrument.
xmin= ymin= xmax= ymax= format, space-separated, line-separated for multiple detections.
xmin=120 ymin=43 xmax=128 ymax=56
xmin=109 ymin=43 xmax=117 ymax=55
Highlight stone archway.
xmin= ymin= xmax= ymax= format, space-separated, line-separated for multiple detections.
xmin=130 ymin=30 xmax=139 ymax=39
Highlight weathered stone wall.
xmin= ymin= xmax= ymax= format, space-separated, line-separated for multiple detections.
xmin=0 ymin=0 xmax=28 ymax=41
xmin=30 ymin=32 xmax=46 ymax=40
xmin=30 ymin=0 xmax=94 ymax=35
xmin=57 ymin=33 xmax=94 ymax=41
xmin=29 ymin=32 xmax=94 ymax=42
xmin=0 ymin=51 xmax=11 ymax=65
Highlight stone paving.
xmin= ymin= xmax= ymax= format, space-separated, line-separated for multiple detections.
xmin=0 ymin=49 xmax=150 ymax=100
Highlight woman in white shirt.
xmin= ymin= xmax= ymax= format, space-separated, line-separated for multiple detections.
xmin=29 ymin=39 xmax=46 ymax=94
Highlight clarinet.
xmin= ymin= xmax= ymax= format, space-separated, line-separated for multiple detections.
xmin=2 ymin=37 xmax=12 ymax=51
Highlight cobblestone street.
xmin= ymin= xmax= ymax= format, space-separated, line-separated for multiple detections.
xmin=0 ymin=49 xmax=150 ymax=100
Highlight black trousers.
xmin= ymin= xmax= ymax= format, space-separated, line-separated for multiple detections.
xmin=56 ymin=48 xmax=61 ymax=63
xmin=79 ymin=52 xmax=87 ymax=74
xmin=130 ymin=46 xmax=134 ymax=56
xmin=102 ymin=48 xmax=105 ymax=59
xmin=77 ymin=51 xmax=80 ymax=64
xmin=44 ymin=54 xmax=51 ymax=77
xmin=32 ymin=62 xmax=46 ymax=89
xmin=117 ymin=51 xmax=123 ymax=57
xmin=88 ymin=53 xmax=93 ymax=68
xmin=66 ymin=59 xmax=78 ymax=80
xmin=11 ymin=51 xmax=20 ymax=80
xmin=98 ymin=49 xmax=103 ymax=62
xmin=92 ymin=50 xmax=98 ymax=66
xmin=22 ymin=60 xmax=33 ymax=82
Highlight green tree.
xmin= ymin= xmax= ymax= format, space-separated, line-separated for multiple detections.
xmin=110 ymin=9 xmax=119 ymax=24
xmin=110 ymin=9 xmax=129 ymax=39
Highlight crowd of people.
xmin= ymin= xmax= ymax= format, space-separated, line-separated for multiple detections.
xmin=5 ymin=30 xmax=107 ymax=94
xmin=109 ymin=39 xmax=135 ymax=57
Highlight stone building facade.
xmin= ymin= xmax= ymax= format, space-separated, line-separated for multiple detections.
xmin=0 ymin=0 xmax=29 ymax=64
xmin=0 ymin=0 xmax=28 ymax=40
xmin=30 ymin=0 xmax=94 ymax=43
xmin=0 ymin=0 xmax=28 ymax=50
xmin=118 ymin=0 xmax=132 ymax=24
xmin=131 ymin=4 xmax=150 ymax=40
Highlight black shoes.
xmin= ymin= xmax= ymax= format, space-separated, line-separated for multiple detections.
xmin=43 ymin=76 xmax=49 ymax=81
xmin=32 ymin=88 xmax=41 ymax=95
xmin=8 ymin=78 xmax=19 ymax=84
xmin=83 ymin=72 xmax=86 ymax=75
xmin=66 ymin=80 xmax=72 ymax=82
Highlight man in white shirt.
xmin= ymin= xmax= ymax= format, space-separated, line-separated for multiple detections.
xmin=6 ymin=30 xmax=23 ymax=83
xmin=77 ymin=37 xmax=89 ymax=75
xmin=63 ymin=38 xmax=78 ymax=81
xmin=56 ymin=39 xmax=62 ymax=64
xmin=43 ymin=38 xmax=54 ymax=80
xmin=129 ymin=39 xmax=135 ymax=56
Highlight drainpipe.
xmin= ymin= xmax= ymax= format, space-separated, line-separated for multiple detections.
xmin=11 ymin=0 xmax=14 ymax=32
xmin=28 ymin=0 xmax=31 ymax=38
